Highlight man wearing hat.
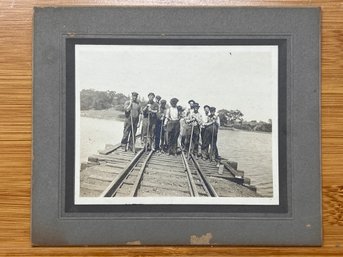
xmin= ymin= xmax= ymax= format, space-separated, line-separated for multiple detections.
xmin=155 ymin=99 xmax=167 ymax=151
xmin=185 ymin=103 xmax=203 ymax=157
xmin=201 ymin=106 xmax=220 ymax=161
xmin=203 ymin=105 xmax=210 ymax=116
xmin=164 ymin=98 xmax=181 ymax=155
xmin=142 ymin=92 xmax=159 ymax=151
xmin=121 ymin=92 xmax=141 ymax=151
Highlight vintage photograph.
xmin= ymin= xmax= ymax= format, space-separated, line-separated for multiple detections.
xmin=74 ymin=44 xmax=279 ymax=205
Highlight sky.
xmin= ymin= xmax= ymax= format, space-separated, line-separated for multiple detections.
xmin=76 ymin=45 xmax=278 ymax=122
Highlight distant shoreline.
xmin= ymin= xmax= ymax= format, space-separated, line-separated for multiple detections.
xmin=81 ymin=109 xmax=271 ymax=134
xmin=80 ymin=108 xmax=125 ymax=121
xmin=219 ymin=126 xmax=272 ymax=134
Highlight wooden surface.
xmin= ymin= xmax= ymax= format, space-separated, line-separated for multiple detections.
xmin=0 ymin=0 xmax=342 ymax=256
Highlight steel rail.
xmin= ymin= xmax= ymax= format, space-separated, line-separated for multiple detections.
xmin=181 ymin=151 xmax=199 ymax=197
xmin=129 ymin=150 xmax=154 ymax=197
xmin=100 ymin=148 xmax=145 ymax=197
xmin=190 ymin=154 xmax=219 ymax=197
xmin=181 ymin=152 xmax=195 ymax=197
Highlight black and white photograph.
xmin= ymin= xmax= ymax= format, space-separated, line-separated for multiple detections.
xmin=75 ymin=44 xmax=278 ymax=205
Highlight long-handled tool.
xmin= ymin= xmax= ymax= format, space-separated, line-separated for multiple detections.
xmin=159 ymin=119 xmax=163 ymax=151
xmin=188 ymin=122 xmax=194 ymax=159
xmin=130 ymin=110 xmax=136 ymax=154
xmin=210 ymin=121 xmax=215 ymax=162
xmin=146 ymin=111 xmax=150 ymax=153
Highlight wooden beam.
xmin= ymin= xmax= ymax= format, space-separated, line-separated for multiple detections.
xmin=98 ymin=143 xmax=121 ymax=155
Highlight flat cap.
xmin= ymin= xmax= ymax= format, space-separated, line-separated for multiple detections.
xmin=131 ymin=92 xmax=138 ymax=96
xmin=170 ymin=97 xmax=179 ymax=104
xmin=148 ymin=92 xmax=155 ymax=97
xmin=177 ymin=105 xmax=184 ymax=112
xmin=155 ymin=95 xmax=161 ymax=100
xmin=209 ymin=106 xmax=216 ymax=112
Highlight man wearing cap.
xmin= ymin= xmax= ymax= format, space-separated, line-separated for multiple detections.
xmin=185 ymin=99 xmax=195 ymax=116
xmin=155 ymin=99 xmax=167 ymax=151
xmin=177 ymin=105 xmax=188 ymax=151
xmin=121 ymin=92 xmax=141 ymax=151
xmin=185 ymin=103 xmax=203 ymax=157
xmin=142 ymin=92 xmax=159 ymax=151
xmin=201 ymin=106 xmax=220 ymax=161
xmin=164 ymin=98 xmax=181 ymax=155
xmin=155 ymin=95 xmax=161 ymax=105
xmin=200 ymin=104 xmax=211 ymax=151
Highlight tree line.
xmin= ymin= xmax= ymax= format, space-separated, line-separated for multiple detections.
xmin=80 ymin=89 xmax=129 ymax=111
xmin=217 ymin=109 xmax=272 ymax=132
xmin=80 ymin=89 xmax=272 ymax=132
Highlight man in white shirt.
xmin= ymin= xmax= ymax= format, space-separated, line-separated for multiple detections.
xmin=185 ymin=103 xmax=203 ymax=157
xmin=164 ymin=98 xmax=181 ymax=155
xmin=155 ymin=99 xmax=167 ymax=151
xmin=141 ymin=92 xmax=159 ymax=151
xmin=201 ymin=106 xmax=220 ymax=161
xmin=201 ymin=104 xmax=210 ymax=148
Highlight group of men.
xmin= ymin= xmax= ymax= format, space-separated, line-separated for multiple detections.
xmin=120 ymin=92 xmax=220 ymax=161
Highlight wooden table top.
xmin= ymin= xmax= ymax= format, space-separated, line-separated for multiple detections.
xmin=0 ymin=0 xmax=342 ymax=256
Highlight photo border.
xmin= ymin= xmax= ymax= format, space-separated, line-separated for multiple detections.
xmin=32 ymin=7 xmax=321 ymax=245
xmin=68 ymin=38 xmax=283 ymax=209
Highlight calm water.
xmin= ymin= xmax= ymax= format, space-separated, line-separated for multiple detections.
xmin=80 ymin=117 xmax=273 ymax=197
xmin=80 ymin=117 xmax=124 ymax=162
xmin=217 ymin=129 xmax=273 ymax=197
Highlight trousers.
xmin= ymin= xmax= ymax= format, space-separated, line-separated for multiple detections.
xmin=201 ymin=123 xmax=219 ymax=160
xmin=141 ymin=116 xmax=156 ymax=150
xmin=166 ymin=120 xmax=180 ymax=155
xmin=121 ymin=116 xmax=139 ymax=149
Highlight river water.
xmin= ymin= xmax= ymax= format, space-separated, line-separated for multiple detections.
xmin=80 ymin=117 xmax=273 ymax=197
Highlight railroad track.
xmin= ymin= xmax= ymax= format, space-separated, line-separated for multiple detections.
xmin=80 ymin=143 xmax=258 ymax=198
xmin=100 ymin=150 xmax=219 ymax=198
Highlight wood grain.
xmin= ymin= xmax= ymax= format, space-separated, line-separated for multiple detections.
xmin=0 ymin=0 xmax=342 ymax=256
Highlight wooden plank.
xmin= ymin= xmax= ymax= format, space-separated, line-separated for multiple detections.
xmin=89 ymin=174 xmax=115 ymax=182
xmin=222 ymin=161 xmax=244 ymax=178
xmin=142 ymin=172 xmax=189 ymax=184
xmin=140 ymin=181 xmax=190 ymax=194
xmin=85 ymin=164 xmax=122 ymax=174
xmin=147 ymin=157 xmax=181 ymax=163
xmin=104 ymin=163 xmax=127 ymax=170
xmin=92 ymin=154 xmax=133 ymax=162
xmin=110 ymin=151 xmax=137 ymax=157
xmin=145 ymin=163 xmax=186 ymax=172
xmin=147 ymin=160 xmax=184 ymax=169
xmin=144 ymin=167 xmax=186 ymax=177
xmin=98 ymin=143 xmax=121 ymax=155
xmin=81 ymin=183 xmax=107 ymax=192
